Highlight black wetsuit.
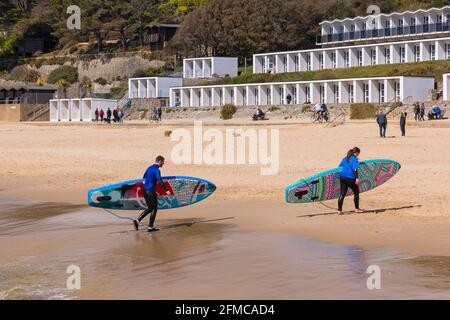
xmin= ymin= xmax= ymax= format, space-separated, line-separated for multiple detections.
xmin=338 ymin=155 xmax=360 ymax=212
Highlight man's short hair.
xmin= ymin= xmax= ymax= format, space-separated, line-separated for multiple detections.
xmin=156 ymin=155 xmax=165 ymax=162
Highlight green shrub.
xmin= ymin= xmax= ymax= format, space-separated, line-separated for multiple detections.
xmin=48 ymin=65 xmax=78 ymax=84
xmin=95 ymin=77 xmax=108 ymax=85
xmin=110 ymin=85 xmax=128 ymax=99
xmin=350 ymin=103 xmax=376 ymax=119
xmin=301 ymin=105 xmax=311 ymax=113
xmin=267 ymin=106 xmax=280 ymax=112
xmin=220 ymin=104 xmax=237 ymax=120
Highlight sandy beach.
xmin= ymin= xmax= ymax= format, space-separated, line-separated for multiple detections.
xmin=1 ymin=119 xmax=450 ymax=299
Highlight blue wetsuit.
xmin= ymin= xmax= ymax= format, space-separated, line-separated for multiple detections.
xmin=137 ymin=164 xmax=168 ymax=228
xmin=338 ymin=155 xmax=360 ymax=211
xmin=143 ymin=164 xmax=165 ymax=191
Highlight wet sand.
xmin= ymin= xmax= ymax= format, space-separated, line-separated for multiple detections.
xmin=2 ymin=197 xmax=450 ymax=299
xmin=1 ymin=121 xmax=450 ymax=299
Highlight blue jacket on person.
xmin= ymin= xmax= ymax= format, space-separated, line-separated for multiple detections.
xmin=143 ymin=164 xmax=164 ymax=191
xmin=339 ymin=155 xmax=359 ymax=179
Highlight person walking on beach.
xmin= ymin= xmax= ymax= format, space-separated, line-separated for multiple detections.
xmin=420 ymin=103 xmax=426 ymax=121
xmin=99 ymin=108 xmax=105 ymax=122
xmin=376 ymin=110 xmax=387 ymax=138
xmin=133 ymin=156 xmax=172 ymax=233
xmin=400 ymin=111 xmax=407 ymax=137
xmin=338 ymin=147 xmax=364 ymax=215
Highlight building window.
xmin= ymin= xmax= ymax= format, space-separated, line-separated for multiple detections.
xmin=379 ymin=83 xmax=385 ymax=103
xmin=344 ymin=51 xmax=350 ymax=67
xmin=385 ymin=20 xmax=391 ymax=36
xmin=398 ymin=19 xmax=404 ymax=35
xmin=424 ymin=16 xmax=429 ymax=32
xmin=283 ymin=56 xmax=288 ymax=72
xmin=243 ymin=89 xmax=247 ymax=106
xmin=370 ymin=49 xmax=377 ymax=65
xmin=430 ymin=44 xmax=436 ymax=60
xmin=293 ymin=86 xmax=298 ymax=104
xmin=255 ymin=88 xmax=259 ymax=105
xmin=305 ymin=86 xmax=311 ymax=104
xmin=410 ymin=17 xmax=416 ymax=34
xmin=363 ymin=84 xmax=369 ymax=103
xmin=385 ymin=48 xmax=391 ymax=64
xmin=348 ymin=84 xmax=354 ymax=103
xmin=267 ymin=56 xmax=275 ymax=72
xmin=331 ymin=52 xmax=337 ymax=68
xmin=414 ymin=45 xmax=421 ymax=62
xmin=267 ymin=88 xmax=272 ymax=105
xmin=280 ymin=86 xmax=285 ymax=105
xmin=294 ymin=55 xmax=300 ymax=71
xmin=447 ymin=43 xmax=450 ymax=59
xmin=319 ymin=53 xmax=324 ymax=70
xmin=174 ymin=91 xmax=181 ymax=107
xmin=400 ymin=47 xmax=406 ymax=63
xmin=306 ymin=54 xmax=311 ymax=71
xmin=395 ymin=82 xmax=401 ymax=101
xmin=358 ymin=50 xmax=363 ymax=66
xmin=334 ymin=85 xmax=339 ymax=103
xmin=319 ymin=85 xmax=325 ymax=103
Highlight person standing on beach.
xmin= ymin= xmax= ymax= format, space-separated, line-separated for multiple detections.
xmin=95 ymin=108 xmax=99 ymax=122
xmin=338 ymin=147 xmax=364 ymax=215
xmin=119 ymin=110 xmax=124 ymax=124
xmin=99 ymin=108 xmax=105 ymax=122
xmin=376 ymin=110 xmax=387 ymax=138
xmin=133 ymin=156 xmax=172 ymax=232
xmin=400 ymin=111 xmax=407 ymax=137
xmin=158 ymin=106 xmax=162 ymax=122
xmin=414 ymin=103 xmax=420 ymax=121
xmin=420 ymin=103 xmax=426 ymax=121
xmin=106 ymin=108 xmax=112 ymax=123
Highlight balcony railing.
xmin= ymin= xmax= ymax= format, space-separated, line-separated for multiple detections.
xmin=317 ymin=23 xmax=450 ymax=44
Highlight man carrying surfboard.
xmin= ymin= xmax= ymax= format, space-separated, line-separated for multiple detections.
xmin=133 ymin=156 xmax=172 ymax=232
xmin=338 ymin=147 xmax=365 ymax=215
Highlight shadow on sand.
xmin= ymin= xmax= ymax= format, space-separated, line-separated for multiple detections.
xmin=297 ymin=205 xmax=422 ymax=218
xmin=110 ymin=216 xmax=235 ymax=235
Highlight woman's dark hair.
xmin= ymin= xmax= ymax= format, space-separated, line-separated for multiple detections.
xmin=346 ymin=147 xmax=361 ymax=162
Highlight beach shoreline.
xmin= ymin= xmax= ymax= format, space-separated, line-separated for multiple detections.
xmin=1 ymin=120 xmax=450 ymax=258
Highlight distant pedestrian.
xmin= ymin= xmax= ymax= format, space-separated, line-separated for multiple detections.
xmin=95 ymin=108 xmax=99 ymax=122
xmin=99 ymin=108 xmax=105 ymax=122
xmin=112 ymin=108 xmax=118 ymax=123
xmin=413 ymin=103 xmax=420 ymax=121
xmin=157 ymin=107 xmax=162 ymax=122
xmin=376 ymin=110 xmax=387 ymax=138
xmin=106 ymin=108 xmax=112 ymax=123
xmin=400 ymin=111 xmax=407 ymax=137
xmin=286 ymin=94 xmax=292 ymax=105
xmin=119 ymin=110 xmax=124 ymax=124
xmin=420 ymin=103 xmax=426 ymax=121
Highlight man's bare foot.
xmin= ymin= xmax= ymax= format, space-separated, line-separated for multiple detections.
xmin=338 ymin=211 xmax=344 ymax=215
xmin=355 ymin=209 xmax=365 ymax=214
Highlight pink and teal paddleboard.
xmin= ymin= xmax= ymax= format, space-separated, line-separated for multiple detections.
xmin=286 ymin=159 xmax=401 ymax=204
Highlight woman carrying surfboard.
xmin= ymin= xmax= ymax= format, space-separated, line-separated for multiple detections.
xmin=338 ymin=147 xmax=365 ymax=215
